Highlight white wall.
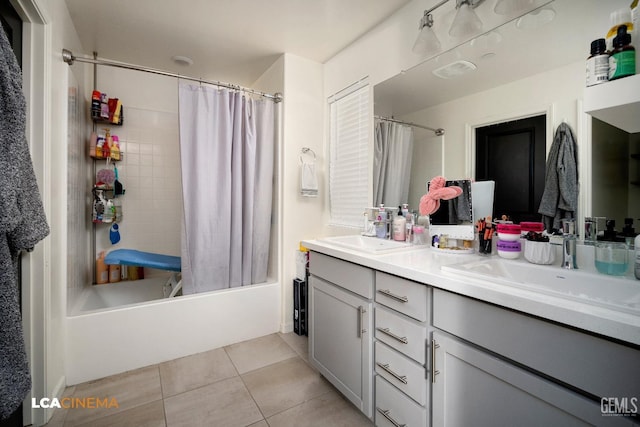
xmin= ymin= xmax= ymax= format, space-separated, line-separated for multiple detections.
xmin=278 ymin=54 xmax=325 ymax=331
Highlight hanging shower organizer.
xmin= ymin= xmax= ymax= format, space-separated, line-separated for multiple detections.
xmin=86 ymin=53 xmax=128 ymax=282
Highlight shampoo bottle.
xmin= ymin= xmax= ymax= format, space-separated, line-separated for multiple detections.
xmin=376 ymin=205 xmax=387 ymax=239
xmin=392 ymin=206 xmax=406 ymax=241
xmin=96 ymin=252 xmax=108 ymax=284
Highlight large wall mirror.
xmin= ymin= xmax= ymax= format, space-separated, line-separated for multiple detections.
xmin=373 ymin=0 xmax=639 ymax=234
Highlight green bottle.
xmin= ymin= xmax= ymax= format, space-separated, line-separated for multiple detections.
xmin=609 ymin=25 xmax=636 ymax=80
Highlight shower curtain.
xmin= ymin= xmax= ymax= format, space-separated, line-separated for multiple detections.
xmin=179 ymin=85 xmax=274 ymax=293
xmin=373 ymin=121 xmax=414 ymax=208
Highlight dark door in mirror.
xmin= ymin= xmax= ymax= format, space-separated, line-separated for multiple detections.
xmin=476 ymin=115 xmax=546 ymax=223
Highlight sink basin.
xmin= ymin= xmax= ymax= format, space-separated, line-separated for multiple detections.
xmin=442 ymin=258 xmax=640 ymax=315
xmin=319 ymin=235 xmax=415 ymax=253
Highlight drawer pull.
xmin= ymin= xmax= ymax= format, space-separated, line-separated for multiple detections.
xmin=377 ymin=289 xmax=408 ymax=303
xmin=376 ymin=327 xmax=408 ymax=344
xmin=357 ymin=306 xmax=367 ymax=338
xmin=376 ymin=407 xmax=406 ymax=427
xmin=431 ymin=339 xmax=440 ymax=384
xmin=376 ymin=362 xmax=408 ymax=384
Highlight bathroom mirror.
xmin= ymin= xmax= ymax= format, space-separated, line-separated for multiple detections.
xmin=428 ymin=179 xmax=474 ymax=241
xmin=373 ymin=0 xmax=639 ymax=231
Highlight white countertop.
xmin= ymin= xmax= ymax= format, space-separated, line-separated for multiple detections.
xmin=302 ymin=238 xmax=640 ymax=347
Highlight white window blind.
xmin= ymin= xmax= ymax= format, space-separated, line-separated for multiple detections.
xmin=329 ymin=84 xmax=370 ymax=228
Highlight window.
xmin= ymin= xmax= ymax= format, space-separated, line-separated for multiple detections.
xmin=329 ymin=82 xmax=370 ymax=227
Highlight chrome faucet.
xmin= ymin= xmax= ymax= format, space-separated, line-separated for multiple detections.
xmin=561 ymin=219 xmax=578 ymax=269
xmin=562 ymin=235 xmax=578 ymax=269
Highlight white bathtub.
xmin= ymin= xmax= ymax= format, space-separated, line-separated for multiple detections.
xmin=66 ymin=278 xmax=282 ymax=385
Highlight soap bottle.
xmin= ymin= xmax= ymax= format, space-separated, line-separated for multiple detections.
xmin=392 ymin=206 xmax=406 ymax=241
xmin=103 ymin=128 xmax=112 ymax=159
xmin=96 ymin=252 xmax=108 ymax=284
xmin=609 ymin=25 xmax=636 ymax=80
xmin=376 ymin=205 xmax=387 ymax=239
xmin=103 ymin=199 xmax=114 ymax=223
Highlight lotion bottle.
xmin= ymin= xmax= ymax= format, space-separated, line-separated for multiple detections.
xmin=392 ymin=207 xmax=406 ymax=241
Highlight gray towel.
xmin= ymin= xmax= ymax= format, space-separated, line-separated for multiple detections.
xmin=538 ymin=122 xmax=578 ymax=232
xmin=0 ymin=22 xmax=50 ymax=420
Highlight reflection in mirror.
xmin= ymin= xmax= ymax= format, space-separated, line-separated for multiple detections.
xmin=373 ymin=0 xmax=638 ymax=231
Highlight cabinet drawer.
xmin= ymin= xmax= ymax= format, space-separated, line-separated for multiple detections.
xmin=433 ymin=288 xmax=640 ymax=400
xmin=309 ymin=252 xmax=374 ymax=299
xmin=375 ymin=306 xmax=427 ymax=364
xmin=375 ymin=375 xmax=427 ymax=427
xmin=375 ymin=272 xmax=428 ymax=321
xmin=375 ymin=341 xmax=427 ymax=406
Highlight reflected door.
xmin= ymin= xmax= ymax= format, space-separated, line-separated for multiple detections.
xmin=476 ymin=115 xmax=546 ymax=223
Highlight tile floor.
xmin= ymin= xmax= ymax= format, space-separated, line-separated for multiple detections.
xmin=45 ymin=333 xmax=373 ymax=427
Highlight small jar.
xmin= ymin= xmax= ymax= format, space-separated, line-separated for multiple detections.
xmin=524 ymin=240 xmax=555 ymax=265
xmin=497 ymin=239 xmax=521 ymax=259
xmin=496 ymin=223 xmax=521 ymax=242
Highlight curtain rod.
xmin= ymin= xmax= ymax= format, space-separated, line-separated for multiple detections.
xmin=375 ymin=115 xmax=444 ymax=136
xmin=61 ymin=49 xmax=282 ymax=103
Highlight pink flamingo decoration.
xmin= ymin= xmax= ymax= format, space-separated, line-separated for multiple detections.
xmin=419 ymin=176 xmax=463 ymax=216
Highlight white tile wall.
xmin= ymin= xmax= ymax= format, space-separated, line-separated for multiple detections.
xmin=95 ymin=107 xmax=182 ymax=277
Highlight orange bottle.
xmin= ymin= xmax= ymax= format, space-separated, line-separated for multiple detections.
xmin=96 ymin=252 xmax=108 ymax=284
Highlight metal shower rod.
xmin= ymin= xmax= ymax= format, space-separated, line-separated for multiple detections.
xmin=61 ymin=49 xmax=283 ymax=103
xmin=375 ymin=115 xmax=445 ymax=136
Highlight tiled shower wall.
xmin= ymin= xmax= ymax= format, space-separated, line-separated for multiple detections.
xmin=92 ymin=68 xmax=182 ymax=279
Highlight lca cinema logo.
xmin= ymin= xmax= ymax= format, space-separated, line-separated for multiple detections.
xmin=32 ymin=397 xmax=119 ymax=409
xmin=601 ymin=397 xmax=638 ymax=418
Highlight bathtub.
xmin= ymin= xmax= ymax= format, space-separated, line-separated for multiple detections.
xmin=66 ymin=278 xmax=281 ymax=385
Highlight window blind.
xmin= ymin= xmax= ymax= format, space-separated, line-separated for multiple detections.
xmin=329 ymin=84 xmax=370 ymax=228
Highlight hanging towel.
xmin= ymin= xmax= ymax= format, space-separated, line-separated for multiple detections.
xmin=301 ymin=162 xmax=318 ymax=197
xmin=538 ymin=122 xmax=578 ymax=232
xmin=0 ymin=22 xmax=50 ymax=420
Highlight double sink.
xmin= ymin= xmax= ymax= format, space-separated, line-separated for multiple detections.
xmin=318 ymin=235 xmax=640 ymax=316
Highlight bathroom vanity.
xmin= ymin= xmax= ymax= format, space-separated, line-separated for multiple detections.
xmin=304 ymin=238 xmax=640 ymax=426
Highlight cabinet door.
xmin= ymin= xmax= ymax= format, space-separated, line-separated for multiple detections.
xmin=309 ymin=276 xmax=373 ymax=418
xmin=431 ymin=331 xmax=632 ymax=427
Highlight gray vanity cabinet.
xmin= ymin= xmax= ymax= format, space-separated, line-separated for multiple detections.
xmin=432 ymin=289 xmax=638 ymax=427
xmin=308 ymin=252 xmax=374 ymax=418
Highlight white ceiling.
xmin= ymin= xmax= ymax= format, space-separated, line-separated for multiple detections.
xmin=64 ymin=0 xmax=411 ymax=87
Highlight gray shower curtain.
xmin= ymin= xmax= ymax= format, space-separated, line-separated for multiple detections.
xmin=373 ymin=120 xmax=414 ymax=208
xmin=178 ymin=84 xmax=274 ymax=293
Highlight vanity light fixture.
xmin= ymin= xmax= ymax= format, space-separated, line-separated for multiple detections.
xmin=413 ymin=11 xmax=442 ymax=55
xmin=413 ymin=0 xmax=486 ymax=55
xmin=449 ymin=0 xmax=485 ymax=39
